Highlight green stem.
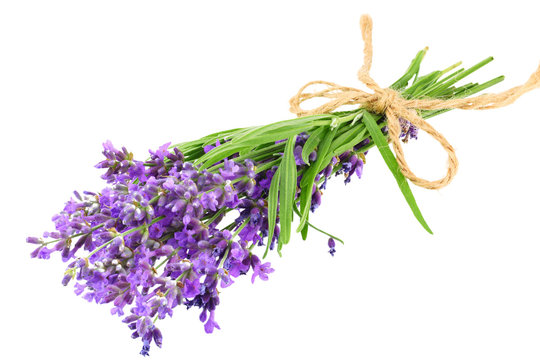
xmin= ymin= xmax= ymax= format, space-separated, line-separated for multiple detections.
xmin=155 ymin=246 xmax=179 ymax=270
xmin=203 ymin=207 xmax=228 ymax=225
xmin=42 ymin=223 xmax=105 ymax=246
xmin=86 ymin=216 xmax=165 ymax=258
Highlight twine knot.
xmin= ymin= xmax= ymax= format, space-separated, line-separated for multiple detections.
xmin=289 ymin=14 xmax=540 ymax=190
xmin=368 ymin=88 xmax=399 ymax=114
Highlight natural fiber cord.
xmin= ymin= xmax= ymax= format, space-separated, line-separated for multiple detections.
xmin=289 ymin=14 xmax=540 ymax=190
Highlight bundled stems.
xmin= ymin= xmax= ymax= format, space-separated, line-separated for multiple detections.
xmin=28 ymin=44 xmax=509 ymax=356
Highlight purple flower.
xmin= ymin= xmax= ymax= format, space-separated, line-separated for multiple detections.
xmin=251 ymin=255 xmax=274 ymax=283
xmin=30 ymin=246 xmax=52 ymax=259
xmin=182 ymin=279 xmax=200 ymax=298
xmin=203 ymin=140 xmax=221 ymax=153
xmin=399 ymin=118 xmax=418 ymax=142
xmin=28 ymin=131 xmax=369 ymax=354
xmin=311 ymin=186 xmax=322 ymax=212
xmin=153 ymin=327 xmax=163 ymax=348
xmin=200 ymin=191 xmax=219 ymax=211
xmin=149 ymin=142 xmax=172 ymax=161
xmin=203 ymin=310 xmax=220 ymax=334
xmin=220 ymin=159 xmax=241 ymax=180
xmin=328 ymin=238 xmax=336 ymax=256
xmin=218 ymin=268 xmax=234 ymax=288
xmin=294 ymin=145 xmax=305 ymax=165
xmin=26 ymin=236 xmax=41 ymax=245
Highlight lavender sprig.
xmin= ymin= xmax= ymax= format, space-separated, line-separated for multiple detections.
xmin=28 ymin=49 xmax=504 ymax=355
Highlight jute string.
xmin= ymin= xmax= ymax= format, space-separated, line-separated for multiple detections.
xmin=289 ymin=15 xmax=540 ymax=190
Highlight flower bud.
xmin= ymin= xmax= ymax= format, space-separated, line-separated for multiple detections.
xmin=26 ymin=237 xmax=41 ymax=244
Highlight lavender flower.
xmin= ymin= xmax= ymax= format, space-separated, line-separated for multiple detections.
xmin=328 ymin=238 xmax=336 ymax=256
xmin=26 ymin=18 xmax=518 ymax=355
xmin=28 ymin=123 xmax=370 ymax=354
xmin=399 ymin=118 xmax=419 ymax=143
xmin=24 ymin=110 xmax=429 ymax=356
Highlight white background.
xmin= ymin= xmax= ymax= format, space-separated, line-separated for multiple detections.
xmin=1 ymin=1 xmax=540 ymax=359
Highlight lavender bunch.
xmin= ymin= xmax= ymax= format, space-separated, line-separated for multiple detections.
xmin=27 ymin=48 xmax=505 ymax=355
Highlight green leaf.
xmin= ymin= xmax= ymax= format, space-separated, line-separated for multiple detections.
xmin=230 ymin=122 xmax=331 ymax=149
xmin=297 ymin=126 xmax=336 ymax=233
xmin=301 ymin=220 xmax=309 ymax=240
xmin=196 ymin=144 xmax=250 ymax=169
xmin=362 ymin=110 xmax=433 ymax=234
xmin=328 ymin=121 xmax=369 ymax=159
xmin=292 ymin=206 xmax=344 ymax=244
xmin=231 ymin=115 xmax=332 ymax=144
xmin=405 ymin=71 xmax=442 ymax=98
xmin=208 ymin=142 xmax=286 ymax=172
xmin=278 ymin=135 xmax=297 ymax=246
xmin=264 ymin=166 xmax=281 ymax=258
xmin=301 ymin=127 xmax=325 ymax=165
xmin=171 ymin=126 xmax=254 ymax=156
xmin=425 ymin=57 xmax=495 ymax=98
xmin=330 ymin=130 xmax=367 ymax=159
xmin=421 ymin=76 xmax=504 ymax=120
xmin=230 ymin=129 xmax=311 ymax=147
xmin=390 ymin=47 xmax=428 ymax=90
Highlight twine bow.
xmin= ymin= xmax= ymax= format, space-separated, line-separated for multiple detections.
xmin=289 ymin=15 xmax=540 ymax=190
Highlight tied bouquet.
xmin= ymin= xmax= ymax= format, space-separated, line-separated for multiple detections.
xmin=27 ymin=15 xmax=540 ymax=356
